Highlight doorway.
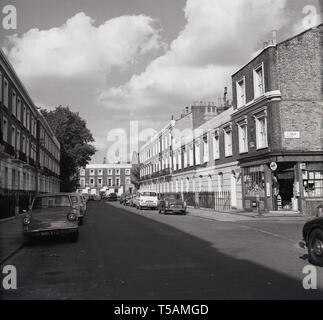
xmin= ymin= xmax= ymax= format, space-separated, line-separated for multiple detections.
xmin=275 ymin=170 xmax=294 ymax=210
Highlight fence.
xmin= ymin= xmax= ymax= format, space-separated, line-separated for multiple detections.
xmin=160 ymin=191 xmax=232 ymax=211
xmin=0 ymin=190 xmax=36 ymax=219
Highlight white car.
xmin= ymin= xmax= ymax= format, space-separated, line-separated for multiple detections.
xmin=136 ymin=191 xmax=158 ymax=210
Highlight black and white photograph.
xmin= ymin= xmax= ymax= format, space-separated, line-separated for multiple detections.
xmin=0 ymin=0 xmax=323 ymax=304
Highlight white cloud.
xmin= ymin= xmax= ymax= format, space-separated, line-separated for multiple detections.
xmin=98 ymin=0 xmax=287 ymax=118
xmin=5 ymin=12 xmax=163 ymax=81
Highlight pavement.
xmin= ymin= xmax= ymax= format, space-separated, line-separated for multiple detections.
xmin=0 ymin=216 xmax=24 ymax=265
xmin=1 ymin=200 xmax=323 ymax=300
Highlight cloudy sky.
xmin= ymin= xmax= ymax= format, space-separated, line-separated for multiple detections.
xmin=1 ymin=0 xmax=322 ymax=163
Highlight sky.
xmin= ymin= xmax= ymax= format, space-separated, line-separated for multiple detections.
xmin=1 ymin=0 xmax=322 ymax=163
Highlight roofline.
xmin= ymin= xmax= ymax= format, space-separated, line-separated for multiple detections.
xmin=231 ymin=23 xmax=323 ymax=77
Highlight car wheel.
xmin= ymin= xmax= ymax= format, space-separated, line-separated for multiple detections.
xmin=308 ymin=228 xmax=323 ymax=267
xmin=182 ymin=210 xmax=187 ymax=215
xmin=78 ymin=217 xmax=84 ymax=226
xmin=70 ymin=230 xmax=79 ymax=243
xmin=158 ymin=209 xmax=162 ymax=214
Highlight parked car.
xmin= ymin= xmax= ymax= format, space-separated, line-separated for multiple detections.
xmin=136 ymin=191 xmax=158 ymax=210
xmin=22 ymin=193 xmax=79 ymax=244
xmin=158 ymin=194 xmax=187 ymax=215
xmin=129 ymin=194 xmax=137 ymax=207
xmin=125 ymin=194 xmax=132 ymax=206
xmin=300 ymin=213 xmax=323 ymax=267
xmin=69 ymin=193 xmax=85 ymax=225
xmin=93 ymin=194 xmax=101 ymax=201
xmin=107 ymin=193 xmax=118 ymax=202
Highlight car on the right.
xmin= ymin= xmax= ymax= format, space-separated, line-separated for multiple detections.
xmin=300 ymin=213 xmax=323 ymax=267
xmin=158 ymin=194 xmax=187 ymax=215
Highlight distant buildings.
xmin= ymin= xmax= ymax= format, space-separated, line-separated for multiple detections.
xmin=138 ymin=23 xmax=323 ymax=215
xmin=0 ymin=49 xmax=60 ymax=219
xmin=78 ymin=163 xmax=134 ymax=196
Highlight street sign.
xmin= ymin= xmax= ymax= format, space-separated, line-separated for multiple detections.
xmin=284 ymin=131 xmax=300 ymax=139
xmin=270 ymin=162 xmax=277 ymax=171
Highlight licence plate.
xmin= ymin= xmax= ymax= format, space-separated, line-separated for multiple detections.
xmin=41 ymin=230 xmax=60 ymax=236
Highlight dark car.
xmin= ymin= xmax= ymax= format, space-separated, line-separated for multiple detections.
xmin=107 ymin=193 xmax=118 ymax=201
xmin=22 ymin=193 xmax=79 ymax=244
xmin=300 ymin=215 xmax=323 ymax=267
xmin=158 ymin=194 xmax=187 ymax=215
xmin=125 ymin=194 xmax=132 ymax=206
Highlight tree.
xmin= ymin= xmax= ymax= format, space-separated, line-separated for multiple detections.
xmin=41 ymin=106 xmax=96 ymax=192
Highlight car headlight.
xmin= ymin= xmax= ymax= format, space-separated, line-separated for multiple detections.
xmin=67 ymin=213 xmax=77 ymax=222
xmin=23 ymin=216 xmax=31 ymax=226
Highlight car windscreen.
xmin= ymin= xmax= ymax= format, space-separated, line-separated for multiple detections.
xmin=165 ymin=194 xmax=179 ymax=200
xmin=141 ymin=192 xmax=157 ymax=197
xmin=33 ymin=196 xmax=71 ymax=209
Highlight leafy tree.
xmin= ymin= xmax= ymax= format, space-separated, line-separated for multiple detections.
xmin=130 ymin=164 xmax=140 ymax=190
xmin=41 ymin=106 xmax=96 ymax=192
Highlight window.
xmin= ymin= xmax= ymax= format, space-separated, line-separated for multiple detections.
xmin=183 ymin=147 xmax=187 ymax=168
xmin=303 ymin=171 xmax=323 ymax=197
xmin=108 ymin=178 xmax=112 ymax=186
xmin=116 ymin=178 xmax=120 ymax=186
xmin=16 ymin=129 xmax=20 ymax=151
xmin=23 ymin=105 xmax=26 ymax=127
xmin=218 ymin=173 xmax=224 ymax=192
xmin=22 ymin=135 xmax=26 ymax=153
xmin=203 ymin=135 xmax=209 ymax=163
xmin=178 ymin=150 xmax=182 ymax=170
xmin=4 ymin=78 xmax=8 ymax=108
xmin=254 ymin=64 xmax=264 ymax=98
xmin=108 ymin=169 xmax=113 ymax=175
xmin=2 ymin=117 xmax=8 ymax=142
xmin=126 ymin=178 xmax=131 ymax=185
xmin=11 ymin=125 xmax=16 ymax=147
xmin=238 ymin=123 xmax=248 ymax=153
xmin=26 ymin=110 xmax=30 ymax=131
xmin=90 ymin=178 xmax=95 ymax=186
xmin=17 ymin=98 xmax=21 ymax=121
xmin=98 ymin=178 xmax=103 ymax=186
xmin=189 ymin=144 xmax=194 ymax=166
xmin=195 ymin=140 xmax=200 ymax=165
xmin=80 ymin=169 xmax=85 ymax=176
xmin=125 ymin=169 xmax=130 ymax=175
xmin=255 ymin=115 xmax=268 ymax=149
xmin=243 ymin=166 xmax=265 ymax=197
xmin=115 ymin=169 xmax=120 ymax=175
xmin=90 ymin=169 xmax=95 ymax=175
xmin=12 ymin=91 xmax=16 ymax=117
xmin=236 ymin=78 xmax=246 ymax=108
xmin=98 ymin=169 xmax=103 ymax=175
xmin=26 ymin=138 xmax=29 ymax=158
xmin=80 ymin=178 xmax=85 ymax=187
xmin=224 ymin=127 xmax=232 ymax=157
xmin=213 ymin=131 xmax=220 ymax=160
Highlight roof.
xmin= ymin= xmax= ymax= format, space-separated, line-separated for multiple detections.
xmin=84 ymin=163 xmax=132 ymax=169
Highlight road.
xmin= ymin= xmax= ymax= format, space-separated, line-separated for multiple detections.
xmin=1 ymin=200 xmax=323 ymax=299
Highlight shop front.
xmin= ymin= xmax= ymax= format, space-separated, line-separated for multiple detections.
xmin=241 ymin=158 xmax=323 ymax=215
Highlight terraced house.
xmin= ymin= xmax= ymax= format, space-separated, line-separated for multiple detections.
xmin=139 ymin=23 xmax=323 ymax=215
xmin=78 ymin=163 xmax=133 ymax=196
xmin=0 ymin=49 xmax=61 ymax=219
xmin=139 ymin=98 xmax=241 ymax=211
xmin=231 ymin=24 xmax=323 ymax=215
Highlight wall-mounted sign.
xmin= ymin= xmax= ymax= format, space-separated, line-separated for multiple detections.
xmin=270 ymin=162 xmax=277 ymax=171
xmin=284 ymin=131 xmax=300 ymax=139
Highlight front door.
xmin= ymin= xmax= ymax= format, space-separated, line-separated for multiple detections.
xmin=275 ymin=170 xmax=295 ymax=210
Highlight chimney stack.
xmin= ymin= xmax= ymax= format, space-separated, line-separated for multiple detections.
xmin=272 ymin=30 xmax=277 ymax=45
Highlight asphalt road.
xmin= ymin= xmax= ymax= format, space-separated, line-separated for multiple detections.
xmin=2 ymin=200 xmax=323 ymax=299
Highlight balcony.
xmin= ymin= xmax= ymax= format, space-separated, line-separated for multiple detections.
xmin=0 ymin=141 xmax=15 ymax=158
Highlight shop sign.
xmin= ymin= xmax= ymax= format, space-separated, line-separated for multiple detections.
xmin=270 ymin=162 xmax=277 ymax=171
xmin=284 ymin=131 xmax=300 ymax=139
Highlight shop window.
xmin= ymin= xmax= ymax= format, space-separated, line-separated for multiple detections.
xmin=303 ymin=171 xmax=323 ymax=197
xmin=243 ymin=166 xmax=265 ymax=197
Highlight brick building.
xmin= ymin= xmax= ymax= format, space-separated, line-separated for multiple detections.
xmin=231 ymin=24 xmax=323 ymax=214
xmin=0 ymin=49 xmax=60 ymax=219
xmin=78 ymin=163 xmax=133 ymax=196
